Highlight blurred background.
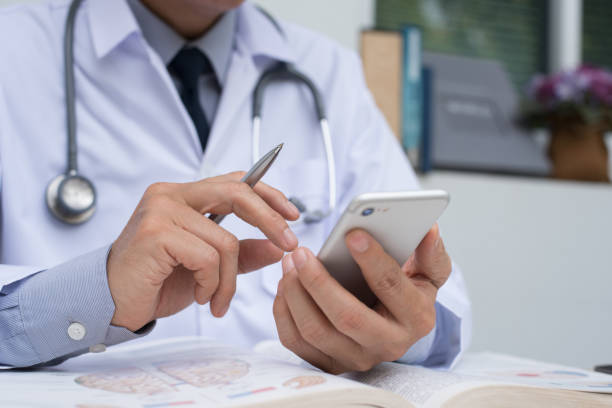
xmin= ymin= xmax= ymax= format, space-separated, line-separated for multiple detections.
xmin=1 ymin=0 xmax=610 ymax=369
xmin=257 ymin=0 xmax=612 ymax=372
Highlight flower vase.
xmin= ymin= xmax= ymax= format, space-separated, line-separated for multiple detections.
xmin=548 ymin=122 xmax=610 ymax=182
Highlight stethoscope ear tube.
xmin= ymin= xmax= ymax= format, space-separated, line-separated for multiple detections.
xmin=251 ymin=62 xmax=336 ymax=223
xmin=252 ymin=62 xmax=326 ymax=121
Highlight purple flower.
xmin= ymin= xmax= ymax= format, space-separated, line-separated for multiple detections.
xmin=574 ymin=70 xmax=591 ymax=92
xmin=528 ymin=75 xmax=556 ymax=105
xmin=526 ymin=64 xmax=612 ymax=107
xmin=554 ymin=82 xmax=572 ymax=101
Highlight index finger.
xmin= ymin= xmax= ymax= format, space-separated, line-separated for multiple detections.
xmin=205 ymin=172 xmax=300 ymax=222
xmin=179 ymin=178 xmax=299 ymax=251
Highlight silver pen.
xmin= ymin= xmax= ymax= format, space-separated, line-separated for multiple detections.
xmin=208 ymin=143 xmax=284 ymax=224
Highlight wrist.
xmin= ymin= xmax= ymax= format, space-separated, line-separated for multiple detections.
xmin=106 ymin=244 xmax=156 ymax=332
xmin=106 ymin=245 xmax=138 ymax=332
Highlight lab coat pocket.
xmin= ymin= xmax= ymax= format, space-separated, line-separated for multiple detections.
xmin=260 ymin=159 xmax=329 ymax=297
xmin=265 ymin=159 xmax=329 ymax=233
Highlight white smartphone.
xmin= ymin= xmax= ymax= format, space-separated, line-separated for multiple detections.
xmin=317 ymin=190 xmax=450 ymax=307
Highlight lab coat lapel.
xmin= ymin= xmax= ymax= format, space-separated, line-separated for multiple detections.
xmin=88 ymin=0 xmax=203 ymax=164
xmin=200 ymin=2 xmax=297 ymax=175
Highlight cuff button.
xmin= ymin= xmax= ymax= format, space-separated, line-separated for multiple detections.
xmin=67 ymin=322 xmax=86 ymax=341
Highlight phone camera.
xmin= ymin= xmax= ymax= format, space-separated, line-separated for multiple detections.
xmin=361 ymin=208 xmax=374 ymax=216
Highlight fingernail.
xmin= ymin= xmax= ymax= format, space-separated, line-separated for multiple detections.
xmin=434 ymin=236 xmax=441 ymax=249
xmin=282 ymin=254 xmax=295 ymax=275
xmin=292 ymin=248 xmax=308 ymax=269
xmin=283 ymin=227 xmax=298 ymax=249
xmin=285 ymin=199 xmax=300 ymax=218
xmin=212 ymin=298 xmax=229 ymax=317
xmin=348 ymin=231 xmax=369 ymax=253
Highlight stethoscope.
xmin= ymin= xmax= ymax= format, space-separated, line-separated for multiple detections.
xmin=47 ymin=0 xmax=336 ymax=225
xmin=46 ymin=0 xmax=96 ymax=224
xmin=252 ymin=63 xmax=336 ymax=225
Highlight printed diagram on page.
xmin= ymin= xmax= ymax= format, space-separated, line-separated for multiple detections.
xmin=71 ymin=346 xmax=329 ymax=406
xmin=75 ymin=358 xmax=251 ymax=395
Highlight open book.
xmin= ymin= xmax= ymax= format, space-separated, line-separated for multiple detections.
xmin=1 ymin=337 xmax=611 ymax=407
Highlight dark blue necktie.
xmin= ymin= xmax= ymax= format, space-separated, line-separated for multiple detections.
xmin=168 ymin=47 xmax=213 ymax=151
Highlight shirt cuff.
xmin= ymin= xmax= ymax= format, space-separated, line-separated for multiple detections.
xmin=16 ymin=246 xmax=153 ymax=366
xmin=395 ymin=301 xmax=462 ymax=368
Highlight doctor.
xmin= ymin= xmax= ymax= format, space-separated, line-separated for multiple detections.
xmin=0 ymin=0 xmax=471 ymax=371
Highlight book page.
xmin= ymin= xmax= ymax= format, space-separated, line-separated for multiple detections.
xmin=454 ymin=351 xmax=612 ymax=393
xmin=246 ymin=342 xmax=612 ymax=405
xmin=257 ymin=339 xmax=485 ymax=406
xmin=255 ymin=341 xmax=525 ymax=406
xmin=345 ymin=353 xmax=612 ymax=407
xmin=344 ymin=362 xmax=485 ymax=407
xmin=0 ymin=337 xmax=370 ymax=408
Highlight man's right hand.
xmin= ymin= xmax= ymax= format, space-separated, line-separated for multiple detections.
xmin=106 ymin=172 xmax=300 ymax=332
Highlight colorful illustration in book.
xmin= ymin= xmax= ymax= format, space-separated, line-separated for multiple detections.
xmin=283 ymin=375 xmax=326 ymax=389
xmin=75 ymin=358 xmax=250 ymax=395
xmin=75 ymin=367 xmax=175 ymax=395
xmin=156 ymin=358 xmax=250 ymax=388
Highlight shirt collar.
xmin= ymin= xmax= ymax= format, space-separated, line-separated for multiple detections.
xmin=126 ymin=0 xmax=237 ymax=86
xmin=190 ymin=10 xmax=236 ymax=85
xmin=125 ymin=0 xmax=183 ymax=65
xmin=235 ymin=2 xmax=296 ymax=65
xmin=86 ymin=0 xmax=295 ymax=68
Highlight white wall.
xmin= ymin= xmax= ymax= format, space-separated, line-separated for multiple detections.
xmin=420 ymin=172 xmax=612 ymax=369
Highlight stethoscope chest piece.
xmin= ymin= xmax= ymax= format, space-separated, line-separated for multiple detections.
xmin=46 ymin=172 xmax=96 ymax=224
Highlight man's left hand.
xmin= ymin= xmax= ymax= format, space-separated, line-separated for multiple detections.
xmin=273 ymin=224 xmax=451 ymax=374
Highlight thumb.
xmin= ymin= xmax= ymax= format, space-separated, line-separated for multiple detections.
xmin=413 ymin=224 xmax=451 ymax=289
xmin=238 ymin=239 xmax=284 ymax=273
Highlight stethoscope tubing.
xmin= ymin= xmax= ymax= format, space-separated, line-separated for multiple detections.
xmin=64 ymin=0 xmax=83 ymax=175
xmin=251 ymin=63 xmax=336 ymax=218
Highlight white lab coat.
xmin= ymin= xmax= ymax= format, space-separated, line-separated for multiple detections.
xmin=0 ymin=0 xmax=471 ymax=365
